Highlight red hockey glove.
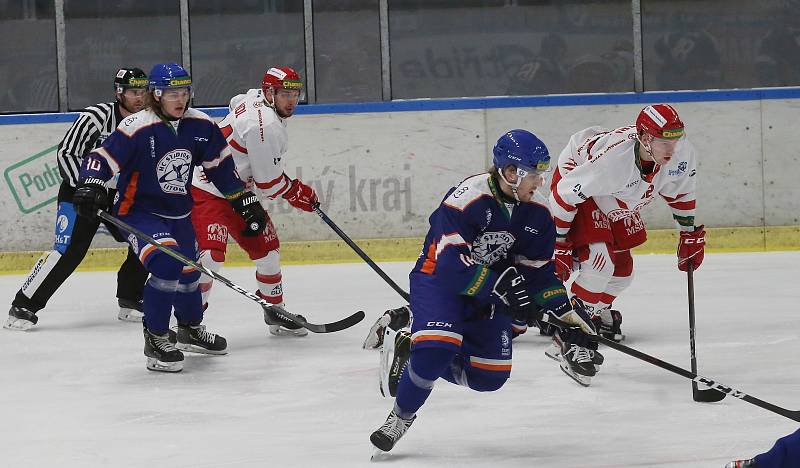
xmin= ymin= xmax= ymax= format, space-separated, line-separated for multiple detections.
xmin=282 ymin=179 xmax=318 ymax=212
xmin=553 ymin=240 xmax=573 ymax=282
xmin=677 ymin=225 xmax=705 ymax=271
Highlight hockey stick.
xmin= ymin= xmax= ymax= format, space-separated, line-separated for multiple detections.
xmin=534 ymin=314 xmax=800 ymax=422
xmin=97 ymin=211 xmax=364 ymax=333
xmin=595 ymin=335 xmax=800 ymax=422
xmin=344 ymin=241 xmax=799 ymax=422
xmin=313 ymin=206 xmax=410 ymax=302
xmin=687 ymin=262 xmax=726 ymax=402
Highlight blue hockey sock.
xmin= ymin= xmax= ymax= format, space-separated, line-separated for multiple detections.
xmin=173 ymin=269 xmax=203 ymax=325
xmin=395 ymin=347 xmax=457 ymax=417
xmin=142 ymin=253 xmax=182 ymax=334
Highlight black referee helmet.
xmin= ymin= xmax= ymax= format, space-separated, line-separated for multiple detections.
xmin=114 ymin=67 xmax=148 ymax=94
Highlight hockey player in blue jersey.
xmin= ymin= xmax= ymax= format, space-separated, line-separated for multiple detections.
xmin=369 ymin=129 xmax=599 ymax=453
xmin=726 ymin=427 xmax=800 ymax=468
xmin=72 ymin=63 xmax=267 ymax=372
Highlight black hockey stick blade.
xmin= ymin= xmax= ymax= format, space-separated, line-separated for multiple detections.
xmin=596 ymin=335 xmax=800 ymax=422
xmin=693 ymin=382 xmax=727 ymax=402
xmin=686 ymin=263 xmax=726 ymax=403
xmin=264 ymin=304 xmax=365 ymax=333
xmin=98 ymin=211 xmax=364 ymax=333
xmin=536 ymin=316 xmax=800 ymax=421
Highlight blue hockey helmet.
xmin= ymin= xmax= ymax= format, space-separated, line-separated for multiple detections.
xmin=148 ymin=62 xmax=192 ymax=98
xmin=492 ymin=129 xmax=550 ymax=175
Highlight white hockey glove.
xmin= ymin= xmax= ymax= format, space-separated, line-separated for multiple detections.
xmin=362 ymin=306 xmax=412 ymax=350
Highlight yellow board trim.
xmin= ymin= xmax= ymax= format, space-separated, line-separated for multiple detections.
xmin=1 ymin=226 xmax=798 ymax=275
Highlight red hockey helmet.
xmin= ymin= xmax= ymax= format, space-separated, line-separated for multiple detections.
xmin=636 ymin=104 xmax=684 ymax=139
xmin=261 ymin=66 xmax=304 ymax=96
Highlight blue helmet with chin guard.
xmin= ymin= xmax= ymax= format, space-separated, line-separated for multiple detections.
xmin=492 ymin=129 xmax=550 ymax=174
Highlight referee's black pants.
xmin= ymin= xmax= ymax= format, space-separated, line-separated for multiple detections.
xmin=12 ymin=182 xmax=148 ymax=313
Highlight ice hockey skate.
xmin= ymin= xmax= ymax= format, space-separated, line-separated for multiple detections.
xmin=370 ymin=409 xmax=416 ymax=453
xmin=174 ymin=323 xmax=227 ymax=355
xmin=362 ymin=305 xmax=411 ymax=349
xmin=725 ymin=460 xmax=756 ymax=468
xmin=379 ymin=327 xmax=411 ymax=397
xmin=3 ymin=305 xmax=38 ymax=331
xmin=263 ymin=303 xmax=308 ymax=337
xmin=544 ymin=328 xmax=604 ymax=368
xmin=544 ymin=328 xmax=599 ymax=386
xmin=143 ymin=327 xmax=184 ymax=372
xmin=117 ymin=298 xmax=144 ymax=322
xmin=592 ymin=307 xmax=625 ymax=342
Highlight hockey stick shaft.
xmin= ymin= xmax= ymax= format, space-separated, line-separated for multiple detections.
xmin=536 ymin=313 xmax=800 ymax=422
xmin=596 ymin=336 xmax=799 ymax=421
xmin=98 ymin=211 xmax=363 ymax=333
xmin=687 ymin=262 xmax=726 ymax=401
xmin=314 ymin=206 xmax=410 ymax=302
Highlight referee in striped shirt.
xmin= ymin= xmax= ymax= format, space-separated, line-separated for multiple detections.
xmin=5 ymin=68 xmax=150 ymax=331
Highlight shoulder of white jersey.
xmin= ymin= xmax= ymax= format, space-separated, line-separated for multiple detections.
xmin=116 ymin=109 xmax=159 ymax=137
xmin=442 ymin=173 xmax=494 ymax=212
xmin=571 ymin=125 xmax=636 ymax=163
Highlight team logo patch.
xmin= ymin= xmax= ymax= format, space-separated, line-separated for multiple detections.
xmin=501 ymin=330 xmax=510 ymax=348
xmin=472 ymin=231 xmax=515 ymax=265
xmin=57 ymin=214 xmax=69 ymax=233
xmin=156 ymin=149 xmax=192 ymax=194
xmin=207 ymin=223 xmax=228 ymax=243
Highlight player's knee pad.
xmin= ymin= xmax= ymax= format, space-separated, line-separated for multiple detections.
xmin=464 ymin=373 xmax=507 ymax=392
xmin=408 ymin=347 xmax=458 ymax=387
xmin=177 ymin=267 xmax=201 ymax=293
xmin=145 ymin=251 xmax=183 ymax=281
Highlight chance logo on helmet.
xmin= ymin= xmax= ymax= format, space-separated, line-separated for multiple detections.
xmin=637 ymin=104 xmax=684 ymax=140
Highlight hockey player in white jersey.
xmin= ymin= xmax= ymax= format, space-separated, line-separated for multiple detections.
xmin=548 ymin=104 xmax=706 ymax=374
xmin=191 ymin=66 xmax=318 ymax=336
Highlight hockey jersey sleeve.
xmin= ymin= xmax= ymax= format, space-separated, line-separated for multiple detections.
xmin=199 ymin=123 xmax=245 ymax=198
xmin=658 ymin=138 xmax=698 ymax=231
xmin=242 ymin=118 xmax=292 ymax=200
xmin=549 ymin=129 xmax=630 ymax=239
xmin=513 ymin=211 xmax=570 ymax=312
xmin=79 ymin=128 xmax=135 ymax=183
xmin=420 ymin=200 xmax=500 ymax=303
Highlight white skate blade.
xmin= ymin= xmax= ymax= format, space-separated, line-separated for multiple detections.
xmin=117 ymin=308 xmax=144 ymax=322
xmin=544 ymin=343 xmax=561 ymax=362
xmin=559 ymin=360 xmax=592 ymax=387
xmin=268 ymin=324 xmax=308 ymax=337
xmin=371 ymin=447 xmax=390 ymax=462
xmin=175 ymin=342 xmax=228 ymax=355
xmin=146 ymin=357 xmax=183 ymax=372
xmin=3 ymin=316 xmax=35 ymax=331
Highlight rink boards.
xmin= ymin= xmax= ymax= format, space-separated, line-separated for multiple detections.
xmin=1 ymin=90 xmax=798 ymax=261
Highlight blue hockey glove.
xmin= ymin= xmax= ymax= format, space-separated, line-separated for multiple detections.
xmin=492 ymin=266 xmax=538 ymax=319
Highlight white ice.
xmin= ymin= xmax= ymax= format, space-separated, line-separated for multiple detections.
xmin=1 ymin=252 xmax=798 ymax=468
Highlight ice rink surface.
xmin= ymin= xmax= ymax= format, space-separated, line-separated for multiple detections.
xmin=1 ymin=252 xmax=798 ymax=468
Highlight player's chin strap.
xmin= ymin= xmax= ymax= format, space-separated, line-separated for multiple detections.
xmin=498 ymin=168 xmax=522 ymax=202
xmin=637 ymin=134 xmax=655 ymax=160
